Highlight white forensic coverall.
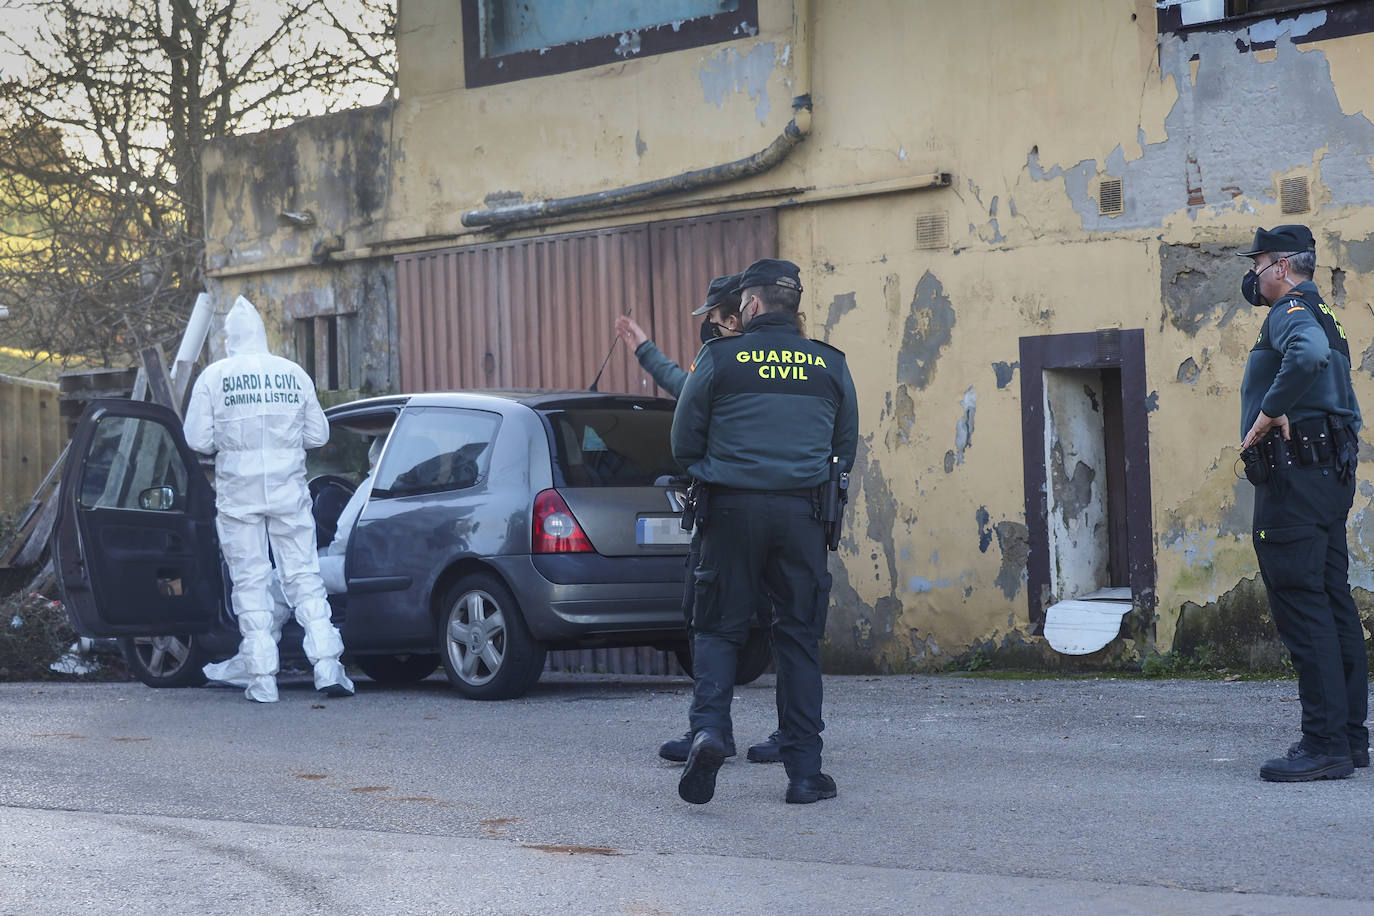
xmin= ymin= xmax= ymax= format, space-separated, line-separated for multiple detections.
xmin=184 ymin=296 xmax=354 ymax=702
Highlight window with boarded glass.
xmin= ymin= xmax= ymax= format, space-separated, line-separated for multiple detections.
xmin=462 ymin=0 xmax=757 ymax=87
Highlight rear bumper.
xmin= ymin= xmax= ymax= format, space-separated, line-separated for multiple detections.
xmin=487 ymin=554 xmax=687 ymax=643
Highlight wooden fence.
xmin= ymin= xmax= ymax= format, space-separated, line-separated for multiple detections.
xmin=0 ymin=374 xmax=62 ymax=514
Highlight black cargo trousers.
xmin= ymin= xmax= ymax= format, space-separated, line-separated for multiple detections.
xmin=1252 ymin=462 xmax=1368 ymax=758
xmin=688 ymin=489 xmax=832 ymax=780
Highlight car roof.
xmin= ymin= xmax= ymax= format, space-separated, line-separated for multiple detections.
xmin=345 ymin=390 xmax=676 ymax=413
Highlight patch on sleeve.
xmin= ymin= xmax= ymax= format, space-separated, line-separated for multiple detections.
xmin=1287 ymin=305 xmax=1305 ymax=313
xmin=689 ymin=360 xmax=696 ymax=372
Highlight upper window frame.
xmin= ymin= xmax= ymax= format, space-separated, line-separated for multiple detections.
xmin=460 ymin=0 xmax=759 ymax=88
xmin=1156 ymin=0 xmax=1370 ymax=40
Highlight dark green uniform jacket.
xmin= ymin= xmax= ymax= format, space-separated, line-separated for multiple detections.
xmin=633 ymin=340 xmax=687 ymax=398
xmin=671 ymin=311 xmax=859 ymax=489
xmin=1240 ymin=280 xmax=1362 ymax=439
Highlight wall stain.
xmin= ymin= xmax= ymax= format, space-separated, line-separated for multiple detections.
xmin=976 ymin=505 xmax=992 ymax=553
xmin=1049 ymin=441 xmax=1096 ymax=527
xmin=896 ymin=271 xmax=956 ymax=390
xmin=994 ymin=521 xmax=1029 ymax=600
xmin=697 ymin=42 xmax=775 ymax=124
xmin=823 ymin=291 xmax=856 ymax=341
xmin=953 ymin=386 xmax=976 ymax=465
xmin=992 ymin=361 xmax=1019 ymax=389
xmin=1161 ymin=243 xmax=1251 ymax=336
xmin=1029 ymin=29 xmax=1374 ymax=229
xmin=891 ymin=384 xmax=915 ymax=447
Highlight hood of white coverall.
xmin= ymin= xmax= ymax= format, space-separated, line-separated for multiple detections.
xmin=224 ymin=296 xmax=269 ymax=358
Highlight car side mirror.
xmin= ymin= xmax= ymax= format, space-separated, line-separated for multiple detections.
xmin=138 ymin=485 xmax=176 ymax=511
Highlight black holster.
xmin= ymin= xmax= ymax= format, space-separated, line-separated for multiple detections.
xmin=681 ymin=479 xmax=711 ymax=532
xmin=820 ymin=457 xmax=850 ymax=551
xmin=1331 ymin=420 xmax=1360 ymax=484
xmin=1241 ymin=428 xmax=1294 ymax=496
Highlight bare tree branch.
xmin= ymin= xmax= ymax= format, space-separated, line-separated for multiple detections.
xmin=0 ymin=0 xmax=396 ymax=366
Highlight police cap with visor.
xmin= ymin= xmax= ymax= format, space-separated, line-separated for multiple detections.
xmin=1236 ymin=224 xmax=1316 ymax=257
xmin=737 ymin=258 xmax=804 ymax=293
xmin=691 ymin=273 xmax=743 ymax=316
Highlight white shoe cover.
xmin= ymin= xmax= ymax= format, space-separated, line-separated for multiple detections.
xmin=313 ymin=659 xmax=355 ymax=695
xmin=203 ymin=654 xmax=255 ymax=688
xmin=244 ymin=676 xmax=279 ymax=703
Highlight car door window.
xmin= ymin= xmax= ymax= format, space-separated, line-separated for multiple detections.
xmin=79 ymin=415 xmax=190 ymax=510
xmin=371 ymin=406 xmax=500 ymax=498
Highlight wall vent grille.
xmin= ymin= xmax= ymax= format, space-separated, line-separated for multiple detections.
xmin=1281 ymin=176 xmax=1310 ymax=214
xmin=915 ymin=212 xmax=948 ymax=249
xmin=1098 ymin=178 xmax=1124 ymax=216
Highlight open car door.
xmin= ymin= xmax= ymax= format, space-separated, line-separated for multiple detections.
xmin=54 ymin=399 xmax=225 ymax=637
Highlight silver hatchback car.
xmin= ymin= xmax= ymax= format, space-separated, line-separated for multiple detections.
xmin=54 ymin=390 xmax=751 ymax=700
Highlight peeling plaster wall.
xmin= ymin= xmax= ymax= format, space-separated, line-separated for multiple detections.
xmin=236 ymin=0 xmax=1374 ymax=669
xmin=202 ymin=104 xmax=397 ymax=393
xmin=1043 ymin=370 xmax=1110 ymax=602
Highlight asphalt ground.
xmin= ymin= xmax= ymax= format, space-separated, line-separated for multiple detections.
xmin=1 ymin=671 xmax=1372 ymax=914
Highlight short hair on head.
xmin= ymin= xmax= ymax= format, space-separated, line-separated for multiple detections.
xmin=1283 ymin=249 xmax=1316 ymax=278
xmin=744 ymin=284 xmax=801 ymax=313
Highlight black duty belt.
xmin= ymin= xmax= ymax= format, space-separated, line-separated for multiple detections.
xmin=1289 ymin=415 xmax=1345 ymax=467
xmin=710 ymin=484 xmax=818 ymax=499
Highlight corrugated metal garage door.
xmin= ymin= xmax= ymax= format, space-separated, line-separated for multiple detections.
xmin=395 ymin=208 xmax=777 ymax=395
xmin=394 ymin=208 xmax=777 ymax=676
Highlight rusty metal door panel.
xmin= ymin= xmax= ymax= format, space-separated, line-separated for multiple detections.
xmin=396 ymin=209 xmax=776 ymax=395
xmin=397 ymin=225 xmax=654 ymax=393
xmin=639 ymin=208 xmax=778 ymax=397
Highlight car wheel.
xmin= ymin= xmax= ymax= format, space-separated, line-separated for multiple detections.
xmin=118 ymin=635 xmax=209 ymax=688
xmin=673 ymin=627 xmax=773 ymax=685
xmin=439 ymin=573 xmax=546 ymax=700
xmin=354 ymin=653 xmax=440 ymax=684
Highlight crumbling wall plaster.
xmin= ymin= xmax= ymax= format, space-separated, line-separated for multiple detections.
xmin=1029 ymin=23 xmax=1374 ymax=232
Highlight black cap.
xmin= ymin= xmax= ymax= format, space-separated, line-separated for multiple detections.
xmin=737 ymin=258 xmax=803 ymax=294
xmin=690 ymin=273 xmax=742 ymax=316
xmin=1236 ymin=224 xmax=1316 ymax=257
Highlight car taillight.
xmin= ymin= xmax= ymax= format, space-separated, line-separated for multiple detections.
xmin=532 ymin=489 xmax=594 ymax=554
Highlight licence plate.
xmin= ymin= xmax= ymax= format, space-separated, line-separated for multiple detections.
xmin=636 ymin=516 xmax=691 ymax=546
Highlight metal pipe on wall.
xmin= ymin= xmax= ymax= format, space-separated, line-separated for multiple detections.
xmin=461 ymin=0 xmax=814 ymax=231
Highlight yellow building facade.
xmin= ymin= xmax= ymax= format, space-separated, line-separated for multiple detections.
xmin=204 ymin=0 xmax=1374 ymax=670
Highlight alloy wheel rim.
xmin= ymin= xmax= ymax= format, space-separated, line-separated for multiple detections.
xmin=446 ymin=590 xmax=507 ymax=686
xmin=132 ymin=635 xmax=192 ymax=677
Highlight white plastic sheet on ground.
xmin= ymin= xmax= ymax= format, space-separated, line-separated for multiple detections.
xmin=1043 ymin=587 xmax=1132 ymax=655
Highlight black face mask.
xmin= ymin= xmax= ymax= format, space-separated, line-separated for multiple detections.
xmin=1241 ymin=260 xmax=1278 ymax=308
xmin=700 ymin=316 xmax=721 ymax=344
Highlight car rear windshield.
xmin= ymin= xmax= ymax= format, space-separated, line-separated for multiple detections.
xmin=542 ymin=405 xmax=678 ymax=487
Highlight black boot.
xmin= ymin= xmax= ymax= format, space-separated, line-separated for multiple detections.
xmin=659 ymin=729 xmax=736 ymax=762
xmin=785 ymin=772 xmax=837 ymax=804
xmin=1261 ymin=745 xmax=1354 ymax=782
xmin=678 ymin=728 xmax=727 ymax=804
xmin=747 ymin=729 xmax=783 ymax=763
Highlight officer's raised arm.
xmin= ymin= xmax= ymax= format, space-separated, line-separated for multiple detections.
xmin=671 ymin=343 xmax=715 ymax=470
